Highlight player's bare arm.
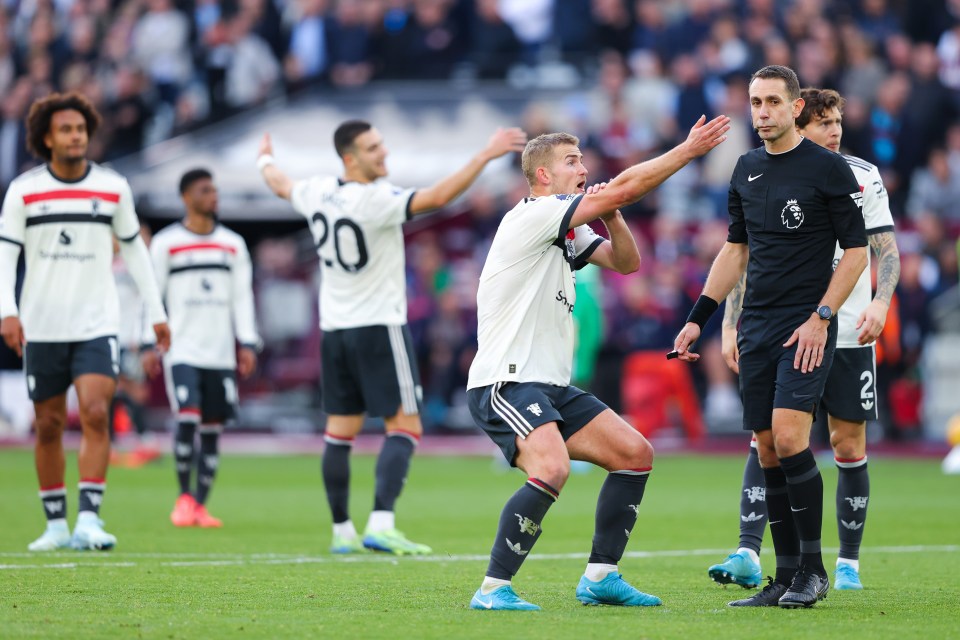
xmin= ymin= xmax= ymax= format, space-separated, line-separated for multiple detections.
xmin=408 ymin=127 xmax=527 ymax=214
xmin=570 ymin=115 xmax=730 ymax=228
xmin=784 ymin=245 xmax=867 ymax=373
xmin=673 ymin=241 xmax=748 ymax=362
xmin=257 ymin=133 xmax=294 ymax=200
xmin=580 ymin=182 xmax=640 ymax=274
xmin=857 ymin=230 xmax=900 ymax=344
xmin=721 ymin=270 xmax=748 ymax=373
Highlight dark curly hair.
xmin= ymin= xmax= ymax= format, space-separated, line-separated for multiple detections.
xmin=25 ymin=92 xmax=102 ymax=161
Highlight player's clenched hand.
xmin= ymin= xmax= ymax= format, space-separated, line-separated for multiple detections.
xmin=258 ymin=133 xmax=274 ymax=159
xmin=721 ymin=325 xmax=740 ymax=373
xmin=784 ymin=314 xmax=828 ymax=373
xmin=0 ymin=316 xmax=24 ymax=358
xmin=684 ymin=115 xmax=731 ymax=159
xmin=483 ymin=127 xmax=527 ymax=160
xmin=673 ymin=322 xmax=702 ymax=362
xmin=153 ymin=322 xmax=171 ymax=354
xmin=856 ymin=299 xmax=888 ymax=345
xmin=238 ymin=347 xmax=257 ymax=379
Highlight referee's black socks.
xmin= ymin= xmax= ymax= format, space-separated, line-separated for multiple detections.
xmin=762 ymin=465 xmax=800 ymax=585
xmin=780 ymin=448 xmax=826 ymax=576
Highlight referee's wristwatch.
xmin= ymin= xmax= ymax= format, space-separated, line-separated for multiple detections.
xmin=815 ymin=305 xmax=833 ymax=322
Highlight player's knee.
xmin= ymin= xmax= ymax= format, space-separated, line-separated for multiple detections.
xmin=79 ymin=401 xmax=111 ymax=432
xmin=34 ymin=415 xmax=65 ymax=443
xmin=831 ymin=434 xmax=864 ymax=460
xmin=532 ymin=459 xmax=570 ymax=490
xmin=621 ymin=436 xmax=654 ymax=470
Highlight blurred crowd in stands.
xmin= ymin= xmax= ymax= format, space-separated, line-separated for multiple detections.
xmin=1 ymin=0 xmax=959 ymax=441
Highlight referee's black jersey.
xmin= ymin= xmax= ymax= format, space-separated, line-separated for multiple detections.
xmin=727 ymin=137 xmax=867 ymax=310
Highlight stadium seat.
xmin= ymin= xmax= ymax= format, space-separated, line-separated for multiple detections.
xmin=620 ymin=351 xmax=705 ymax=443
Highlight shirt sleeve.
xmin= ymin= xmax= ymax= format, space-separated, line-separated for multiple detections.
xmin=826 ymin=158 xmax=868 ymax=249
xmin=111 ymin=180 xmax=142 ymax=241
xmin=572 ymin=224 xmax=604 ymax=270
xmin=290 ymin=178 xmax=320 ymax=220
xmin=862 ymin=166 xmax=895 ymax=233
xmin=0 ymin=182 xmax=26 ymax=316
xmin=231 ymin=239 xmax=262 ymax=351
xmin=726 ymin=159 xmax=747 ymax=244
xmin=356 ymin=181 xmax=415 ymax=227
xmin=140 ymin=232 xmax=170 ymax=347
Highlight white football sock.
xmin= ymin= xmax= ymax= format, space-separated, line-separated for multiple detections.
xmin=584 ymin=563 xmax=618 ymax=582
xmin=837 ymin=557 xmax=860 ymax=571
xmin=480 ymin=576 xmax=511 ymax=595
xmin=366 ymin=510 xmax=395 ymax=533
xmin=333 ymin=520 xmax=358 ymax=539
xmin=737 ymin=547 xmax=760 ymax=565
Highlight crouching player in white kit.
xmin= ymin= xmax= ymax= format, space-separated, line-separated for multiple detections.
xmin=467 ymin=115 xmax=730 ymax=610
xmin=0 ymin=92 xmax=169 ymax=551
xmin=141 ymin=169 xmax=261 ymax=528
xmin=258 ymin=121 xmax=527 ymax=554
xmin=707 ymin=88 xmax=901 ymax=596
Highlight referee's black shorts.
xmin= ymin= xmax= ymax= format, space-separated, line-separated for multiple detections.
xmin=737 ymin=305 xmax=837 ymax=432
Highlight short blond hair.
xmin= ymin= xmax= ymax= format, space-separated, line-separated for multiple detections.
xmin=521 ymin=132 xmax=580 ymax=187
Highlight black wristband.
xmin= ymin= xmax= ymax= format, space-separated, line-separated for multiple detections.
xmin=686 ymin=295 xmax=719 ymax=330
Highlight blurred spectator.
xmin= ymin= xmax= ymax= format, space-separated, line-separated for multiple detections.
xmin=378 ymin=0 xmax=463 ymax=80
xmin=327 ymin=0 xmax=375 ymax=87
xmin=284 ymin=0 xmax=329 ymax=90
xmin=0 ymin=79 xmax=34 ymax=189
xmin=131 ymin=0 xmax=191 ymax=104
xmin=907 ymin=147 xmax=960 ymax=221
xmin=470 ymin=0 xmax=522 ymax=79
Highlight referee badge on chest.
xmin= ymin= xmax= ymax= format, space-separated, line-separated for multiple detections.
xmin=780 ymin=198 xmax=804 ymax=230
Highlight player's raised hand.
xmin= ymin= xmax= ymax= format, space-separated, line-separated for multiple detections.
xmin=483 ymin=127 xmax=528 ymax=160
xmin=0 ymin=316 xmax=24 ymax=357
xmin=683 ymin=115 xmax=731 ymax=158
xmin=672 ymin=322 xmax=702 ymax=362
xmin=258 ymin=133 xmax=274 ymax=159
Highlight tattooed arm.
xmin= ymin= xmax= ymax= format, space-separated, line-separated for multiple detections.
xmin=857 ymin=230 xmax=901 ymax=345
xmin=721 ymin=270 xmax=747 ymax=373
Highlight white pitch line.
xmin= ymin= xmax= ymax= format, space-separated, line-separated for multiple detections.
xmin=0 ymin=545 xmax=956 ymax=571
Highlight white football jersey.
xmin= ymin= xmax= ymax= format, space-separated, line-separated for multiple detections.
xmin=835 ymin=155 xmax=895 ymax=348
xmin=290 ymin=176 xmax=415 ymax=331
xmin=0 ymin=164 xmax=161 ymax=341
xmin=147 ymin=222 xmax=260 ymax=368
xmin=468 ymin=194 xmax=603 ymax=389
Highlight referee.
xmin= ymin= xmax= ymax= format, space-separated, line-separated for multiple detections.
xmin=672 ymin=65 xmax=868 ymax=609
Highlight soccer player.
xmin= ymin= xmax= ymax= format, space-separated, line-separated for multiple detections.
xmin=707 ymin=87 xmax=900 ymax=592
xmin=257 ymin=121 xmax=527 ymax=555
xmin=141 ymin=169 xmax=260 ymax=528
xmin=468 ymin=114 xmax=731 ymax=611
xmin=673 ymin=66 xmax=868 ymax=608
xmin=0 ymin=92 xmax=169 ymax=551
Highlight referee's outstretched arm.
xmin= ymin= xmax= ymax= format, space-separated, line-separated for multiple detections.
xmin=672 ymin=241 xmax=749 ymax=362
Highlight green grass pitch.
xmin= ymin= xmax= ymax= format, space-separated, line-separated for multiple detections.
xmin=0 ymin=448 xmax=957 ymax=639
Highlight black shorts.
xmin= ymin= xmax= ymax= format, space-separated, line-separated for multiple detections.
xmin=467 ymin=381 xmax=608 ymax=466
xmin=166 ymin=364 xmax=237 ymax=423
xmin=23 ymin=336 xmax=119 ymax=401
xmin=321 ymin=324 xmax=421 ymax=418
xmin=737 ymin=306 xmax=837 ymax=432
xmin=821 ymin=346 xmax=878 ymax=422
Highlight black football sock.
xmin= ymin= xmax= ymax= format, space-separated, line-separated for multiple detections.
xmin=588 ymin=469 xmax=651 ymax=564
xmin=194 ymin=427 xmax=221 ymax=505
xmin=836 ymin=456 xmax=869 ymax=562
xmin=322 ymin=434 xmax=353 ymax=524
xmin=781 ymin=448 xmax=826 ymax=576
xmin=738 ymin=446 xmax=768 ymax=554
xmin=763 ymin=465 xmax=800 ymax=585
xmin=485 ymin=479 xmax=558 ymax=580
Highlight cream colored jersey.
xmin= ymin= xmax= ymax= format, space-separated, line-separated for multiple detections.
xmin=146 ymin=222 xmax=259 ymax=368
xmin=836 ymin=155 xmax=894 ymax=348
xmin=0 ymin=163 xmax=165 ymax=341
xmin=468 ymin=194 xmax=603 ymax=389
xmin=290 ymin=176 xmax=415 ymax=331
